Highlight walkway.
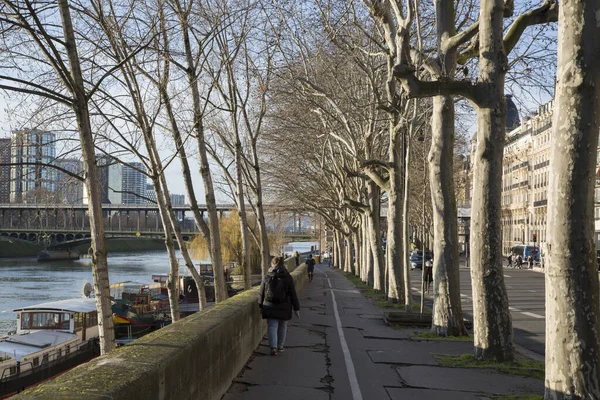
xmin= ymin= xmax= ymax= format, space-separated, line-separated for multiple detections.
xmin=222 ymin=263 xmax=544 ymax=400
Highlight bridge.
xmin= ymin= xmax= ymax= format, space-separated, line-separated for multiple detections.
xmin=0 ymin=203 xmax=316 ymax=249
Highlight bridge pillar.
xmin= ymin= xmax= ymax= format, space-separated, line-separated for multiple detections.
xmin=118 ymin=210 xmax=122 ymax=231
xmin=126 ymin=211 xmax=130 ymax=231
xmin=64 ymin=209 xmax=68 ymax=228
xmin=142 ymin=211 xmax=147 ymax=230
xmin=137 ymin=211 xmax=140 ymax=232
xmin=155 ymin=211 xmax=159 ymax=230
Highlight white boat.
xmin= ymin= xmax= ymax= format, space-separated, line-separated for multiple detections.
xmin=0 ymin=298 xmax=100 ymax=398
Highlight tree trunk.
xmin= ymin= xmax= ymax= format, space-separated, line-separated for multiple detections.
xmin=58 ymin=0 xmax=114 ymax=354
xmin=251 ymin=142 xmax=271 ymax=278
xmin=361 ymin=217 xmax=368 ymax=281
xmin=402 ymin=134 xmax=412 ymax=307
xmin=344 ymin=235 xmax=352 ymax=273
xmin=178 ymin=18 xmax=227 ymax=302
xmin=386 ymin=127 xmax=405 ymax=302
xmin=147 ymin=172 xmax=181 ymax=321
xmin=468 ymin=0 xmax=514 ymax=361
xmin=430 ymin=96 xmax=467 ymax=336
xmin=427 ymin=0 xmax=468 ymax=337
xmin=545 ymin=0 xmax=600 ymax=395
xmin=352 ymin=229 xmax=360 ymax=275
xmin=337 ymin=231 xmax=346 ymax=271
xmin=367 ymin=182 xmax=385 ymax=291
xmin=234 ymin=141 xmax=252 ymax=290
xmin=364 ymin=214 xmax=374 ymax=285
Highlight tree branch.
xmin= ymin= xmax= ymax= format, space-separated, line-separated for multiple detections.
xmin=503 ymin=0 xmax=558 ymax=56
xmin=393 ymin=64 xmax=478 ymax=102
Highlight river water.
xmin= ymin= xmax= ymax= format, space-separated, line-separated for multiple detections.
xmin=0 ymin=251 xmax=192 ymax=336
xmin=0 ymin=242 xmax=320 ymax=336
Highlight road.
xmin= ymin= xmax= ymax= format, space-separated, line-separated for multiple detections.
xmin=410 ymin=266 xmax=546 ymax=358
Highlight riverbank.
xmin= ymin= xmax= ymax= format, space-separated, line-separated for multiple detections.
xmin=0 ymin=237 xmax=168 ymax=258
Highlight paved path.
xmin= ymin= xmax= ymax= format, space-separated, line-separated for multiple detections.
xmin=223 ymin=263 xmax=543 ymax=400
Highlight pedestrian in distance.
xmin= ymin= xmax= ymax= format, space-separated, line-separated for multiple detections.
xmin=306 ymin=253 xmax=316 ymax=282
xmin=424 ymin=258 xmax=433 ymax=293
xmin=528 ymin=255 xmax=534 ymax=269
xmin=516 ymin=255 xmax=523 ymax=269
xmin=507 ymin=254 xmax=512 ymax=267
xmin=258 ymin=257 xmax=300 ymax=356
xmin=294 ymin=251 xmax=300 ymax=267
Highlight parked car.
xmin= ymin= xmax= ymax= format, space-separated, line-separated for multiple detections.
xmin=410 ymin=250 xmax=432 ymax=270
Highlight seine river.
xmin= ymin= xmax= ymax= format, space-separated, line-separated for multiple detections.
xmin=0 ymin=251 xmax=190 ymax=335
xmin=0 ymin=241 xmax=318 ymax=336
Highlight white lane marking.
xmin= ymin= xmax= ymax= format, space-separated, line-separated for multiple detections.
xmin=411 ymin=287 xmax=419 ymax=291
xmin=509 ymin=307 xmax=522 ymax=312
xmin=529 ymin=290 xmax=536 ymax=293
xmin=506 ymin=285 xmax=512 ymax=289
xmin=521 ymin=311 xmax=544 ymax=319
xmin=504 ymin=274 xmax=512 ymax=278
xmin=324 ymin=271 xmax=363 ymax=400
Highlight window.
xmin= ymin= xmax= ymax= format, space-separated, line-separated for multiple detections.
xmin=32 ymin=357 xmax=39 ymax=367
xmin=21 ymin=312 xmax=68 ymax=330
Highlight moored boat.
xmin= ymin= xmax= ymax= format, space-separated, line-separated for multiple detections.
xmin=0 ymin=298 xmax=100 ymax=398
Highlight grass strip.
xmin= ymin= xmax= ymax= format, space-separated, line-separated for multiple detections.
xmin=435 ymin=353 xmax=544 ymax=380
xmin=343 ymin=272 xmax=430 ymax=313
xmin=411 ymin=331 xmax=472 ymax=342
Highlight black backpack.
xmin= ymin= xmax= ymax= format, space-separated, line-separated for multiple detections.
xmin=265 ymin=274 xmax=286 ymax=304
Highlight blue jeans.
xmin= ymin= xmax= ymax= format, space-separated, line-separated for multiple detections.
xmin=267 ymin=318 xmax=288 ymax=349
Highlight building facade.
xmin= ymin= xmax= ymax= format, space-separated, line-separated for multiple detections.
xmin=499 ymin=100 xmax=600 ymax=254
xmin=121 ymin=162 xmax=147 ymax=204
xmin=9 ymin=130 xmax=57 ymax=203
xmin=0 ymin=139 xmax=10 ymax=203
xmin=54 ymin=159 xmax=84 ymax=204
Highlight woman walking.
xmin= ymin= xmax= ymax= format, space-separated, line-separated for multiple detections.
xmin=258 ymin=257 xmax=300 ymax=355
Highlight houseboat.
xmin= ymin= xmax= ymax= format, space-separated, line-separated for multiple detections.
xmin=0 ymin=298 xmax=100 ymax=398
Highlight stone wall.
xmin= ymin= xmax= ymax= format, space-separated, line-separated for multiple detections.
xmin=13 ymin=262 xmax=308 ymax=400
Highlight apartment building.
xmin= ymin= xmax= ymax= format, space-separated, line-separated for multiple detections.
xmin=499 ymin=100 xmax=597 ymax=254
xmin=9 ymin=129 xmax=57 ymax=203
xmin=0 ymin=138 xmax=10 ymax=203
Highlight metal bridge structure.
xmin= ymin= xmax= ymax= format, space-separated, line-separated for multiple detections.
xmin=0 ymin=203 xmax=315 ymax=249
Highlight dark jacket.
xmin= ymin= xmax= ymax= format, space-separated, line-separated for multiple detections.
xmin=306 ymin=258 xmax=316 ymax=271
xmin=258 ymin=265 xmax=300 ymax=320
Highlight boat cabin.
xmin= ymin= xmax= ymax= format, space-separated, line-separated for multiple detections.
xmin=0 ymin=298 xmax=98 ymax=383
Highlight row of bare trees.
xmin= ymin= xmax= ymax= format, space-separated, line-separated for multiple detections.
xmin=262 ymin=0 xmax=600 ymax=397
xmin=0 ymin=0 xmax=281 ymax=354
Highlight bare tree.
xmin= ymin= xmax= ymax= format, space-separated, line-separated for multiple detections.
xmin=0 ymin=0 xmax=116 ymax=353
xmin=545 ymin=0 xmax=600 ymax=396
xmin=393 ymin=0 xmax=557 ymax=359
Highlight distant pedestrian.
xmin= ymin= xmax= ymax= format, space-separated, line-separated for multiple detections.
xmin=528 ymin=255 xmax=534 ymax=269
xmin=258 ymin=257 xmax=300 ymax=356
xmin=306 ymin=254 xmax=316 ymax=282
xmin=516 ymin=255 xmax=523 ymax=268
xmin=294 ymin=251 xmax=300 ymax=267
xmin=507 ymin=254 xmax=512 ymax=267
xmin=424 ymin=258 xmax=433 ymax=293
